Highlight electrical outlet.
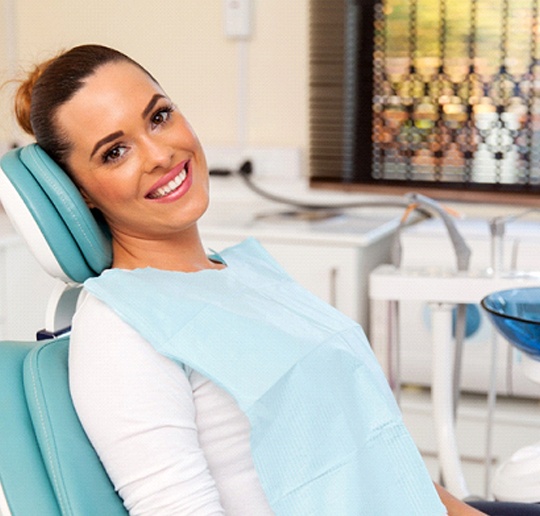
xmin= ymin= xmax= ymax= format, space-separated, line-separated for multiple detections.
xmin=223 ymin=0 xmax=252 ymax=39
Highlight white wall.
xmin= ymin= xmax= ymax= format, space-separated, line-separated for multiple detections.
xmin=0 ymin=0 xmax=308 ymax=157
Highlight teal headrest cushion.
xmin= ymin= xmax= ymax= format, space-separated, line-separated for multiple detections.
xmin=0 ymin=144 xmax=112 ymax=283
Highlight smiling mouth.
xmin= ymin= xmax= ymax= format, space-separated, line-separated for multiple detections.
xmin=146 ymin=162 xmax=189 ymax=199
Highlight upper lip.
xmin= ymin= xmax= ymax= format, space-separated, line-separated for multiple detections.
xmin=145 ymin=160 xmax=190 ymax=198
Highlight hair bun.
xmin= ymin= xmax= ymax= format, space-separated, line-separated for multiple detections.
xmin=14 ymin=57 xmax=56 ymax=136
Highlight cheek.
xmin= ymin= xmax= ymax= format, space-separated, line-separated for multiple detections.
xmin=82 ymin=175 xmax=134 ymax=211
xmin=172 ymin=118 xmax=204 ymax=150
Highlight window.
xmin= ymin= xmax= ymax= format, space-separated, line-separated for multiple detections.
xmin=310 ymin=0 xmax=540 ymax=200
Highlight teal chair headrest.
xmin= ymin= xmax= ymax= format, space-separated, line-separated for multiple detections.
xmin=0 ymin=144 xmax=112 ymax=283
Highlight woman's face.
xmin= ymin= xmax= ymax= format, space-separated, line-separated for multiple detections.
xmin=56 ymin=61 xmax=209 ymax=245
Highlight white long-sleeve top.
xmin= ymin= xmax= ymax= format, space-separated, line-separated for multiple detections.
xmin=69 ymin=291 xmax=274 ymax=515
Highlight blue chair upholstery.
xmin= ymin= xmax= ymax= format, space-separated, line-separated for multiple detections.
xmin=0 ymin=145 xmax=125 ymax=514
xmin=0 ymin=336 xmax=127 ymax=515
xmin=0 ymin=340 xmax=60 ymax=515
xmin=0 ymin=145 xmax=125 ymax=513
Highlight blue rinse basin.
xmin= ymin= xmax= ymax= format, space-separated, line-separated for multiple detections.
xmin=481 ymin=287 xmax=540 ymax=359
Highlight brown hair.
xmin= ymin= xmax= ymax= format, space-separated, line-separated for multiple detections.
xmin=14 ymin=44 xmax=156 ymax=170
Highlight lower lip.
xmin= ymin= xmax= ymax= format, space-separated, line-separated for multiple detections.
xmin=148 ymin=164 xmax=193 ymax=204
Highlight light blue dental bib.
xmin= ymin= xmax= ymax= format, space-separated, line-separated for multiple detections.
xmin=84 ymin=238 xmax=445 ymax=515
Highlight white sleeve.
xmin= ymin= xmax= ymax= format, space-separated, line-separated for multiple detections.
xmin=68 ymin=292 xmax=225 ymax=516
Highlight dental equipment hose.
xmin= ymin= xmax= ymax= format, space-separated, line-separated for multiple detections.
xmin=236 ymin=160 xmax=417 ymax=212
xmin=237 ymin=162 xmax=471 ymax=271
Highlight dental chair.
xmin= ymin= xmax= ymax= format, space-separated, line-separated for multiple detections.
xmin=0 ymin=145 xmax=127 ymax=515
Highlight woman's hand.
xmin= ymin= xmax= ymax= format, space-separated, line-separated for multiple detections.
xmin=434 ymin=483 xmax=487 ymax=515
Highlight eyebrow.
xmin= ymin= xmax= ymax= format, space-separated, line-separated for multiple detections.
xmin=90 ymin=131 xmax=124 ymax=159
xmin=141 ymin=93 xmax=167 ymax=119
xmin=89 ymin=94 xmax=167 ymax=159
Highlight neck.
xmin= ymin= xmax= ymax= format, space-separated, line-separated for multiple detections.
xmin=110 ymin=225 xmax=223 ymax=272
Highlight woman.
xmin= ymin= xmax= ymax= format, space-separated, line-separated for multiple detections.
xmin=12 ymin=44 xmax=535 ymax=515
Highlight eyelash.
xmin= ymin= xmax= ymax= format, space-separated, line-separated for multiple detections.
xmin=100 ymin=104 xmax=176 ymax=164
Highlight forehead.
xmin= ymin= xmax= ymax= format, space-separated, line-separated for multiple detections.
xmin=83 ymin=62 xmax=162 ymax=108
xmin=79 ymin=61 xmax=160 ymax=97
xmin=56 ymin=61 xmax=165 ymax=149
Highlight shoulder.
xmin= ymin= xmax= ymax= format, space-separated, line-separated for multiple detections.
xmin=69 ymin=290 xmax=190 ymax=412
xmin=70 ymin=290 xmax=146 ymax=367
xmin=72 ymin=289 xmax=140 ymax=340
xmin=70 ymin=290 xmax=186 ymax=378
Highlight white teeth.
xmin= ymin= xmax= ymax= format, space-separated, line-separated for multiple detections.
xmin=148 ymin=169 xmax=187 ymax=199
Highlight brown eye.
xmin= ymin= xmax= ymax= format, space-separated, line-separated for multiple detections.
xmin=151 ymin=106 xmax=173 ymax=126
xmin=152 ymin=112 xmax=166 ymax=124
xmin=102 ymin=145 xmax=127 ymax=164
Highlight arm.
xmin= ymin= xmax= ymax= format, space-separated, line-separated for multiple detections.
xmin=434 ymin=483 xmax=487 ymax=516
xmin=69 ymin=293 xmax=224 ymax=515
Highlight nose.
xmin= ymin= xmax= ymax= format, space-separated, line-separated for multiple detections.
xmin=140 ymin=135 xmax=174 ymax=173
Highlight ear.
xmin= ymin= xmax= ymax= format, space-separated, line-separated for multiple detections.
xmin=78 ymin=187 xmax=96 ymax=210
